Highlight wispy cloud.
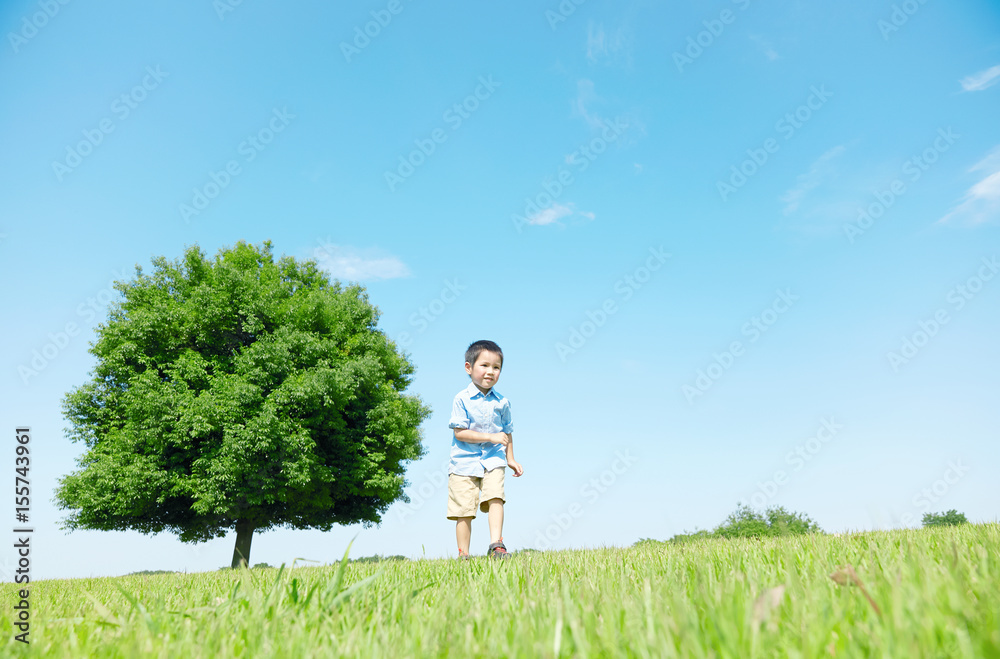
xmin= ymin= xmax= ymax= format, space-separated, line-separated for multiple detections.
xmin=571 ymin=78 xmax=644 ymax=141
xmin=586 ymin=21 xmax=631 ymax=66
xmin=960 ymin=64 xmax=1000 ymax=92
xmin=312 ymin=240 xmax=411 ymax=281
xmin=750 ymin=34 xmax=779 ymax=61
xmin=525 ymin=202 xmax=594 ymax=227
xmin=780 ymin=145 xmax=847 ymax=214
xmin=572 ymin=78 xmax=605 ymax=130
xmin=938 ymin=146 xmax=1000 ymax=225
xmin=302 ymin=162 xmax=330 ymax=183
xmin=586 ymin=23 xmax=607 ymax=63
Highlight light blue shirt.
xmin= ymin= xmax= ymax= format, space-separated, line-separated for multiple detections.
xmin=448 ymin=382 xmax=513 ymax=477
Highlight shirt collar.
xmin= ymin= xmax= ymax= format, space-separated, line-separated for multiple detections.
xmin=466 ymin=381 xmax=499 ymax=400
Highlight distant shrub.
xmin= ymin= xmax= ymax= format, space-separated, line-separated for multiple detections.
xmin=633 ymin=538 xmax=667 ymax=548
xmin=127 ymin=570 xmax=176 ymax=576
xmin=922 ymin=510 xmax=968 ymax=527
xmin=352 ymin=554 xmax=407 ymax=564
xmin=714 ymin=506 xmax=771 ymax=539
xmin=636 ymin=506 xmax=822 ymax=546
xmin=715 ymin=505 xmax=820 ymax=539
xmin=764 ymin=506 xmax=822 ymax=536
xmin=666 ymin=530 xmax=714 ymax=544
xmin=252 ymin=563 xmax=273 ymax=569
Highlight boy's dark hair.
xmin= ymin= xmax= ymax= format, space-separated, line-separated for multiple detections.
xmin=465 ymin=340 xmax=503 ymax=368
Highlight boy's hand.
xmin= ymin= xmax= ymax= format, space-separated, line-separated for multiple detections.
xmin=507 ymin=460 xmax=524 ymax=477
xmin=491 ymin=432 xmax=511 ymax=447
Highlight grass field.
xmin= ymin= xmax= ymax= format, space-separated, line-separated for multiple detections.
xmin=2 ymin=523 xmax=998 ymax=657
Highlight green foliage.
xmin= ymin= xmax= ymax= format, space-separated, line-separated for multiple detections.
xmin=714 ymin=505 xmax=771 ymax=539
xmin=126 ymin=570 xmax=176 ymax=576
xmin=763 ymin=505 xmax=822 ymax=535
xmin=56 ymin=241 xmax=431 ymax=555
xmin=714 ymin=504 xmax=821 ymax=539
xmin=922 ymin=509 xmax=968 ymax=527
xmin=351 ymin=554 xmax=407 ymax=564
xmin=664 ymin=529 xmax=714 ymax=544
xmin=655 ymin=505 xmax=822 ymax=544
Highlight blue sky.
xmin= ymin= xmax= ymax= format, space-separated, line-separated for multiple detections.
xmin=2 ymin=0 xmax=998 ymax=580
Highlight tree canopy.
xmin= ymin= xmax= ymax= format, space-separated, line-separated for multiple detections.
xmin=56 ymin=241 xmax=430 ymax=567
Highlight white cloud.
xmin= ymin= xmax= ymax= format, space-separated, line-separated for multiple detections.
xmin=938 ymin=146 xmax=1000 ymax=225
xmin=527 ymin=203 xmax=574 ymax=226
xmin=525 ymin=202 xmax=595 ymax=227
xmin=780 ymin=145 xmax=847 ymax=214
xmin=960 ymin=64 xmax=1000 ymax=92
xmin=311 ymin=240 xmax=411 ymax=281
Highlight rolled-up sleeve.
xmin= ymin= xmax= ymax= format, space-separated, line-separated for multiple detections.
xmin=448 ymin=395 xmax=470 ymax=429
xmin=501 ymin=400 xmax=513 ymax=434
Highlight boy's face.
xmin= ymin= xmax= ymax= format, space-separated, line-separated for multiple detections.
xmin=465 ymin=350 xmax=502 ymax=392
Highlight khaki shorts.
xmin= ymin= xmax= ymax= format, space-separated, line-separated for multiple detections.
xmin=447 ymin=468 xmax=505 ymax=519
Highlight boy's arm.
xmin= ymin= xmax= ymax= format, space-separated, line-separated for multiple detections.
xmin=453 ymin=428 xmax=510 ymax=446
xmin=505 ymin=433 xmax=523 ymax=477
xmin=500 ymin=401 xmax=522 ymax=476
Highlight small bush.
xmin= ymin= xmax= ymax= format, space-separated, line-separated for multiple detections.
xmin=633 ymin=538 xmax=667 ymax=548
xmin=352 ymin=554 xmax=407 ymax=564
xmin=666 ymin=530 xmax=714 ymax=544
xmin=714 ymin=505 xmax=820 ymax=539
xmin=639 ymin=506 xmax=822 ymax=545
xmin=126 ymin=570 xmax=176 ymax=576
xmin=922 ymin=510 xmax=968 ymax=527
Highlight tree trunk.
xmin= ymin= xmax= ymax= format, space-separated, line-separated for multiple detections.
xmin=231 ymin=519 xmax=255 ymax=568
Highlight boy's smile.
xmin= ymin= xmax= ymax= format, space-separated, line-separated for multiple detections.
xmin=466 ymin=349 xmax=502 ymax=394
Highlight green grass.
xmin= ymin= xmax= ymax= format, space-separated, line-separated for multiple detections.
xmin=3 ymin=524 xmax=999 ymax=657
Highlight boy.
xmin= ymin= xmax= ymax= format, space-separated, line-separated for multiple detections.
xmin=447 ymin=340 xmax=524 ymax=559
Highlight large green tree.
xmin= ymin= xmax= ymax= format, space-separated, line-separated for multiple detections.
xmin=56 ymin=241 xmax=430 ymax=567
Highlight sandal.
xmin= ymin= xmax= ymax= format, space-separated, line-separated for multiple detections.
xmin=487 ymin=539 xmax=510 ymax=559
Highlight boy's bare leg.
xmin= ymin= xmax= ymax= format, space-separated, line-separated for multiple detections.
xmin=456 ymin=517 xmax=473 ymax=554
xmin=487 ymin=498 xmax=504 ymax=544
